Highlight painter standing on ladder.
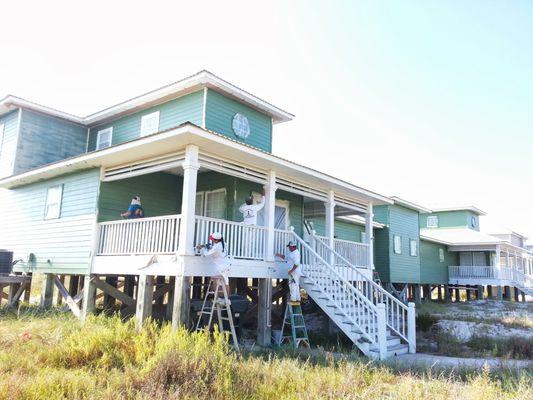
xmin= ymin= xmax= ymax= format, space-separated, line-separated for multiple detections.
xmin=196 ymin=232 xmax=231 ymax=296
xmin=276 ymin=241 xmax=301 ymax=302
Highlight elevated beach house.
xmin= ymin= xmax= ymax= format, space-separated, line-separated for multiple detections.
xmin=0 ymin=71 xmax=415 ymax=359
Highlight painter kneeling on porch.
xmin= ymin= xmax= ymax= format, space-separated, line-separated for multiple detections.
xmin=121 ymin=196 xmax=144 ymax=219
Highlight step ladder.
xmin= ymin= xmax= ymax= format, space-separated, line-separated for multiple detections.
xmin=278 ymin=301 xmax=310 ymax=349
xmin=195 ymin=277 xmax=240 ymax=352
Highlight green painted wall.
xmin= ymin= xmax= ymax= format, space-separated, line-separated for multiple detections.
xmin=374 ymin=204 xmax=421 ymax=284
xmin=0 ymin=168 xmax=100 ymax=274
xmin=306 ymin=217 xmax=365 ymax=242
xmin=420 ymin=210 xmax=480 ymax=231
xmin=98 ymin=172 xmax=182 ymax=222
xmin=205 ymin=89 xmax=273 ymax=152
xmin=15 ymin=109 xmax=87 ymax=175
xmin=420 ymin=239 xmax=459 ymax=284
xmin=0 ymin=110 xmax=20 ymax=178
xmin=87 ymin=91 xmax=204 ymax=151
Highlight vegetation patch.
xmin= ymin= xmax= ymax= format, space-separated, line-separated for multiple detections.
xmin=0 ymin=307 xmax=531 ymax=400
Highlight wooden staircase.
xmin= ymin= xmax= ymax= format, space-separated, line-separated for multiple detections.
xmin=286 ymin=231 xmax=415 ymax=360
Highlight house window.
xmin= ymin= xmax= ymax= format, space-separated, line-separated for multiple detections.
xmin=410 ymin=239 xmax=418 ymax=257
xmin=196 ymin=189 xmax=226 ymax=219
xmin=44 ymin=184 xmax=63 ymax=220
xmin=427 ymin=215 xmax=439 ymax=228
xmin=140 ymin=111 xmax=160 ymax=137
xmin=96 ymin=127 xmax=113 ymax=150
xmin=393 ymin=235 xmax=402 ymax=254
xmin=439 ymin=248 xmax=445 ymax=262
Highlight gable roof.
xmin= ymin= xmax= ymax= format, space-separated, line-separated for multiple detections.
xmin=0 ymin=70 xmax=294 ymax=125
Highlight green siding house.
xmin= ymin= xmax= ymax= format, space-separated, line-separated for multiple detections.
xmin=0 ymin=71 xmax=412 ymax=358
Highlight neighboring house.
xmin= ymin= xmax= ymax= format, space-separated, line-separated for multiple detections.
xmin=420 ymin=207 xmax=532 ymax=301
xmin=0 ymin=71 xmax=414 ymax=359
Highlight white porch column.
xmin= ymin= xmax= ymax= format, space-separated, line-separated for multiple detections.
xmin=264 ymin=170 xmax=277 ymax=262
xmin=325 ymin=190 xmax=336 ymax=264
xmin=505 ymin=250 xmax=510 ymax=269
xmin=494 ymin=245 xmax=503 ymax=301
xmin=178 ymin=145 xmax=200 ymax=256
xmin=365 ymin=203 xmax=374 ymax=269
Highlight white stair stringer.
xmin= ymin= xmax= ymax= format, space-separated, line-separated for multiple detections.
xmin=288 ymin=231 xmax=415 ymax=360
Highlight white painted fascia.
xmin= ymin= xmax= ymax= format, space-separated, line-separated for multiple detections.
xmin=0 ymin=122 xmax=391 ymax=206
xmin=431 ymin=206 xmax=487 ymax=216
xmin=390 ymin=196 xmax=432 ymax=214
xmin=0 ymin=95 xmax=84 ymax=124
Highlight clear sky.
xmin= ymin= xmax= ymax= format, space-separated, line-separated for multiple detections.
xmin=1 ymin=1 xmax=532 ymax=240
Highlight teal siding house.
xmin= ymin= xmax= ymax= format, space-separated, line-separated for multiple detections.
xmin=0 ymin=71 xmax=414 ymax=359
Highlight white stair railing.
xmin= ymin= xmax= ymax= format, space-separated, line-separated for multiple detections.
xmin=290 ymin=231 xmax=381 ymax=346
xmin=310 ymin=232 xmax=414 ymax=347
xmin=315 ymin=234 xmax=369 ymax=267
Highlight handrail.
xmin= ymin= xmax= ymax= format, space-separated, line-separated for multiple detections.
xmin=98 ymin=213 xmax=182 ymax=225
xmin=289 ymin=231 xmax=380 ymax=345
xmin=311 ymin=232 xmax=409 ymax=341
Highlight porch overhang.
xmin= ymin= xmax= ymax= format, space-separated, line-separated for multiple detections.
xmin=0 ymin=122 xmax=392 ymax=208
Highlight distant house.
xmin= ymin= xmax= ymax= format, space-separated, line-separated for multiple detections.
xmin=0 ymin=71 xmax=414 ymax=359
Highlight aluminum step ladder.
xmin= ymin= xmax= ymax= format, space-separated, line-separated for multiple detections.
xmin=278 ymin=301 xmax=310 ymax=349
xmin=195 ymin=277 xmax=240 ymax=352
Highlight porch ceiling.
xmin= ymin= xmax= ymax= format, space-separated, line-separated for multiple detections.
xmin=0 ymin=122 xmax=392 ymax=207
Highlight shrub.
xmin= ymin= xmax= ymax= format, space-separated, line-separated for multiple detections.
xmin=417 ymin=313 xmax=439 ymax=332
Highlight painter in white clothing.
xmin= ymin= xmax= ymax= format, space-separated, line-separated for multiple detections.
xmin=238 ymin=192 xmax=265 ymax=225
xmin=276 ymin=241 xmax=302 ymax=302
xmin=196 ymin=232 xmax=231 ymax=288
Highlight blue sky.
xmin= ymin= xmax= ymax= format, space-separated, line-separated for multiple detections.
xmin=0 ymin=0 xmax=532 ymax=239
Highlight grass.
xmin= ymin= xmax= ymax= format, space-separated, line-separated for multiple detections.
xmin=0 ymin=306 xmax=532 ymax=399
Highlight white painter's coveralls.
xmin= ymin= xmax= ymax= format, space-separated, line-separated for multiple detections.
xmin=286 ymin=249 xmax=302 ymax=302
xmin=201 ymin=242 xmax=231 ymax=285
xmin=238 ymin=196 xmax=265 ymax=226
xmin=238 ymin=196 xmax=266 ymax=256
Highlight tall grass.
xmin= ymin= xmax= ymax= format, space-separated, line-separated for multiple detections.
xmin=0 ymin=307 xmax=531 ymax=400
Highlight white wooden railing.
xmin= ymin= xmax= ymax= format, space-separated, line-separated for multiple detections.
xmin=97 ymin=214 xmax=182 ymax=255
xmin=274 ymin=228 xmax=293 ymax=255
xmin=316 ymin=235 xmax=369 ymax=268
xmin=311 ymin=232 xmax=412 ymax=345
xmin=449 ymin=265 xmax=533 ymax=290
xmin=194 ymin=216 xmax=268 ymax=260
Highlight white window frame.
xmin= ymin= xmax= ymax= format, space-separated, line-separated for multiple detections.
xmin=44 ymin=184 xmax=63 ymax=220
xmin=196 ymin=188 xmax=227 ymax=219
xmin=439 ymin=248 xmax=445 ymax=262
xmin=140 ymin=111 xmax=160 ymax=137
xmin=96 ymin=127 xmax=113 ymax=150
xmin=426 ymin=215 xmax=439 ymax=228
xmin=393 ymin=235 xmax=402 ymax=254
xmin=409 ymin=239 xmax=418 ymax=257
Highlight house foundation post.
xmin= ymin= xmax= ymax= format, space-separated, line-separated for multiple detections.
xmin=444 ymin=285 xmax=451 ymax=302
xmin=414 ymin=284 xmax=421 ymax=304
xmin=454 ymin=288 xmax=460 ymax=302
xmin=497 ymin=286 xmax=503 ymax=301
xmin=81 ymin=275 xmax=97 ymax=321
xmin=487 ymin=285 xmax=493 ymax=298
xmin=504 ymin=286 xmax=512 ymax=301
xmin=103 ymin=276 xmax=118 ymax=309
xmin=135 ymin=274 xmax=154 ymax=330
xmin=166 ymin=276 xmax=175 ymax=320
xmin=40 ymin=273 xmax=55 ymax=308
xmin=477 ymin=285 xmax=484 ymax=300
xmin=465 ymin=286 xmax=472 ymax=301
xmin=171 ymin=275 xmax=191 ymax=329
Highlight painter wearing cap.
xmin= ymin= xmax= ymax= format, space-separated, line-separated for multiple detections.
xmin=276 ymin=240 xmax=302 ymax=302
xmin=196 ymin=232 xmax=231 ymax=292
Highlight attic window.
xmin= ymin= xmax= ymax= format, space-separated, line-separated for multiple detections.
xmin=427 ymin=215 xmax=439 ymax=228
xmin=232 ymin=113 xmax=250 ymax=139
xmin=140 ymin=111 xmax=160 ymax=137
xmin=96 ymin=127 xmax=113 ymax=150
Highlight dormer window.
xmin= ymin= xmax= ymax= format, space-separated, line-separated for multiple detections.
xmin=96 ymin=127 xmax=113 ymax=150
xmin=427 ymin=215 xmax=439 ymax=228
xmin=140 ymin=111 xmax=160 ymax=137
